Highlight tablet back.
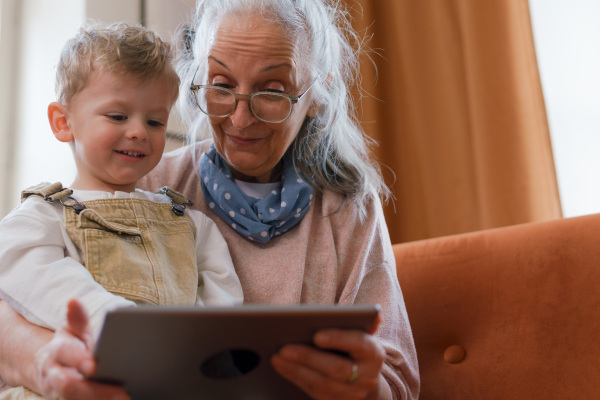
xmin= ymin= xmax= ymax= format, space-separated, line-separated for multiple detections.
xmin=93 ymin=304 xmax=380 ymax=400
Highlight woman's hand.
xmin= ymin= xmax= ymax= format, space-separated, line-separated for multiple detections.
xmin=271 ymin=329 xmax=391 ymax=400
xmin=35 ymin=299 xmax=130 ymax=400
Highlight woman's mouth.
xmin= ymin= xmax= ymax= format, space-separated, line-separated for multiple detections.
xmin=226 ymin=134 xmax=262 ymax=146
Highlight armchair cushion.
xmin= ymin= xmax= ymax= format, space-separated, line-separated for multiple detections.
xmin=394 ymin=214 xmax=600 ymax=399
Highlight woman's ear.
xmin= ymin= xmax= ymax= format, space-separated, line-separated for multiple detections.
xmin=48 ymin=102 xmax=73 ymax=142
xmin=307 ymin=73 xmax=334 ymax=118
xmin=324 ymin=72 xmax=334 ymax=91
xmin=307 ymin=102 xmax=319 ymax=118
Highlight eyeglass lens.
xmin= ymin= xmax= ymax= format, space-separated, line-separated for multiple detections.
xmin=197 ymin=87 xmax=292 ymax=123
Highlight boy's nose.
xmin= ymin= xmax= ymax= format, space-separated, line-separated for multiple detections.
xmin=126 ymin=119 xmax=148 ymax=140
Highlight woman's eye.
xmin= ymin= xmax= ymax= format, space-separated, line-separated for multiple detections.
xmin=213 ymin=83 xmax=232 ymax=89
xmin=263 ymin=88 xmax=285 ymax=94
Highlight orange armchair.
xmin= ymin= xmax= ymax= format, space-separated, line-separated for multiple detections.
xmin=394 ymin=213 xmax=600 ymax=399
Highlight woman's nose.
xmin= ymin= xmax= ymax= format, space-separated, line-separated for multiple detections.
xmin=229 ymin=99 xmax=257 ymax=130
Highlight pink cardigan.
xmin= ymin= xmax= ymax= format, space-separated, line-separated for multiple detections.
xmin=138 ymin=141 xmax=420 ymax=399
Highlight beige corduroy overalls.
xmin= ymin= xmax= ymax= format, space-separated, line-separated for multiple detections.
xmin=21 ymin=182 xmax=200 ymax=305
xmin=2 ymin=183 xmax=201 ymax=400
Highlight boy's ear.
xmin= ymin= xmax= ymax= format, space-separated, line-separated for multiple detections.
xmin=48 ymin=102 xmax=73 ymax=142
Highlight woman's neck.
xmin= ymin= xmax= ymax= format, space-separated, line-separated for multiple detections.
xmin=231 ymin=163 xmax=283 ymax=184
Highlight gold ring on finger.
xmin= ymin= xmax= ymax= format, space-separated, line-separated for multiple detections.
xmin=347 ymin=363 xmax=359 ymax=384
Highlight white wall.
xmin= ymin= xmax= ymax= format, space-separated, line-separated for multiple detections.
xmin=11 ymin=0 xmax=85 ymax=210
xmin=0 ymin=0 xmax=19 ymax=217
xmin=529 ymin=0 xmax=600 ymax=217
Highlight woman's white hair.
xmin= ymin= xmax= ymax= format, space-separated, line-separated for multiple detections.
xmin=177 ymin=0 xmax=390 ymax=217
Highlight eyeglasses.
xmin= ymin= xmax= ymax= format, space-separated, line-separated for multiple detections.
xmin=190 ymin=68 xmax=319 ymax=123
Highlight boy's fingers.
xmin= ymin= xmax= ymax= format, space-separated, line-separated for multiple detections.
xmin=47 ymin=366 xmax=130 ymax=400
xmin=65 ymin=299 xmax=90 ymax=338
xmin=52 ymin=336 xmax=96 ymax=377
xmin=64 ymin=299 xmax=95 ymax=352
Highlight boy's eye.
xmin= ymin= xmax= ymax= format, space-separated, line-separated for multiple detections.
xmin=147 ymin=120 xmax=164 ymax=127
xmin=108 ymin=115 xmax=126 ymax=121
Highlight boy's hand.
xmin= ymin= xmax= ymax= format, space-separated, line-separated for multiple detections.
xmin=35 ymin=299 xmax=130 ymax=400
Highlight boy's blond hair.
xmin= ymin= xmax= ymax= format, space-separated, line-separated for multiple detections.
xmin=56 ymin=21 xmax=180 ymax=105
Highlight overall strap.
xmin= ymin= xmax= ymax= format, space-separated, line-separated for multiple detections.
xmin=157 ymin=187 xmax=194 ymax=216
xmin=21 ymin=182 xmax=71 ymax=202
xmin=21 ymin=182 xmax=87 ymax=214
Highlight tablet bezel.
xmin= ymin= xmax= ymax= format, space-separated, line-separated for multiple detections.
xmin=92 ymin=304 xmax=381 ymax=400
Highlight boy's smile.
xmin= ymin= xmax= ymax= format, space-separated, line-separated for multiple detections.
xmin=49 ymin=67 xmax=175 ymax=193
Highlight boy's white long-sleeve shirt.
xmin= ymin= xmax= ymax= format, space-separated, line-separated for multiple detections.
xmin=0 ymin=189 xmax=243 ymax=339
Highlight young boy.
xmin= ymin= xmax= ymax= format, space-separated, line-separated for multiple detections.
xmin=0 ymin=21 xmax=243 ymax=346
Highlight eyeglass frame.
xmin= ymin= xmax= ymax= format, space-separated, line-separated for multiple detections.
xmin=189 ymin=66 xmax=320 ymax=124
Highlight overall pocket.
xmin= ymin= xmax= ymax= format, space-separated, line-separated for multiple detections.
xmin=83 ymin=227 xmax=160 ymax=304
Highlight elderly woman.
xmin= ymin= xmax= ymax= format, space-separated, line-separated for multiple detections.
xmin=0 ymin=0 xmax=419 ymax=399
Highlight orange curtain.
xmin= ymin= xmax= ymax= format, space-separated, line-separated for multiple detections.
xmin=346 ymin=0 xmax=562 ymax=243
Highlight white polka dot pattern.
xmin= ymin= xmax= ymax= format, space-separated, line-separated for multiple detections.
xmin=199 ymin=145 xmax=314 ymax=243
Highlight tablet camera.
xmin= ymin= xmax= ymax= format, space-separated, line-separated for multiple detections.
xmin=200 ymin=348 xmax=260 ymax=379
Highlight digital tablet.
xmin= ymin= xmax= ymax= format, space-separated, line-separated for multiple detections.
xmin=92 ymin=304 xmax=380 ymax=400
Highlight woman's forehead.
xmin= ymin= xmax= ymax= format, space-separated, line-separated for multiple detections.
xmin=208 ymin=14 xmax=302 ymax=76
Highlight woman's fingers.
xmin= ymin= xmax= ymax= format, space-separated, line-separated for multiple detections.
xmin=314 ymin=329 xmax=386 ymax=372
xmin=271 ymin=329 xmax=386 ymax=400
xmin=272 ymin=349 xmax=369 ymax=400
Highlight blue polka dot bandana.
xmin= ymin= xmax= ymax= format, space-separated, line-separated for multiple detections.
xmin=199 ymin=145 xmax=314 ymax=243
